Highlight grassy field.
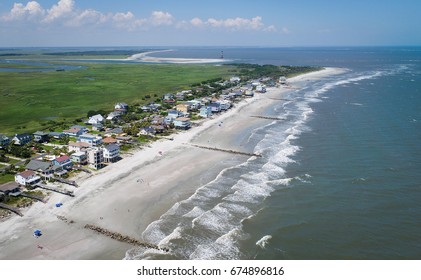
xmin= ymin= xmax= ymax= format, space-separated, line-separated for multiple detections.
xmin=0 ymin=62 xmax=236 ymax=134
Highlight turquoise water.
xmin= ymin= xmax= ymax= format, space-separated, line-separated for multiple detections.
xmin=123 ymin=47 xmax=421 ymax=260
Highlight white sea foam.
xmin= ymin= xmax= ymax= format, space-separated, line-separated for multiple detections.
xmin=256 ymin=235 xmax=272 ymax=249
xmin=183 ymin=206 xmax=205 ymax=218
xmin=133 ymin=69 xmax=399 ymax=260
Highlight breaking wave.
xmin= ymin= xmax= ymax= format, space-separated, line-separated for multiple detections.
xmin=124 ymin=68 xmax=397 ymax=260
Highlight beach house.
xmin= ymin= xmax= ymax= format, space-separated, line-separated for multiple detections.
xmin=26 ymin=159 xmax=54 ymax=179
xmin=104 ymin=127 xmax=124 ymax=137
xmin=0 ymin=134 xmax=10 ymax=148
xmin=63 ymin=125 xmax=86 ymax=137
xmin=88 ymin=115 xmax=105 ymax=131
xmin=186 ymin=100 xmax=202 ymax=110
xmin=115 ymin=102 xmax=129 ymax=113
xmin=219 ymin=100 xmax=231 ymax=110
xmin=174 ymin=117 xmax=191 ymax=130
xmin=78 ymin=134 xmax=103 ymax=146
xmin=106 ymin=111 xmax=122 ymax=121
xmin=176 ymin=103 xmax=191 ymax=114
xmin=70 ymin=152 xmax=88 ymax=165
xmin=103 ymin=144 xmax=120 ymax=163
xmin=12 ymin=133 xmax=32 ymax=146
xmin=52 ymin=155 xmax=73 ymax=170
xmin=87 ymin=114 xmax=104 ymax=125
xmin=166 ymin=110 xmax=185 ymax=124
xmin=68 ymin=141 xmax=90 ymax=153
xmin=0 ymin=182 xmax=21 ymax=196
xmin=139 ymin=126 xmax=156 ymax=136
xmin=199 ymin=106 xmax=212 ymax=118
xmin=230 ymin=76 xmax=241 ymax=83
xmin=256 ymin=85 xmax=266 ymax=93
xmin=87 ymin=147 xmax=104 ymax=170
xmin=102 ymin=137 xmax=118 ymax=145
xmin=163 ymin=93 xmax=175 ymax=104
xmin=49 ymin=132 xmax=65 ymax=140
xmin=33 ymin=131 xmax=50 ymax=143
xmin=209 ymin=102 xmax=222 ymax=113
xmin=15 ymin=170 xmax=41 ymax=186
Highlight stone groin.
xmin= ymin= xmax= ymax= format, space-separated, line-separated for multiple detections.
xmin=191 ymin=144 xmax=261 ymax=157
xmin=84 ymin=224 xmax=169 ymax=252
xmin=268 ymin=98 xmax=292 ymax=101
xmin=250 ymin=115 xmax=286 ymax=121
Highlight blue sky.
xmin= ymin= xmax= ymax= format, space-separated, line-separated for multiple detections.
xmin=0 ymin=0 xmax=420 ymax=47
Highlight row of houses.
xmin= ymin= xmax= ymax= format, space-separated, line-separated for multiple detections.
xmin=12 ymin=141 xmax=121 ymax=187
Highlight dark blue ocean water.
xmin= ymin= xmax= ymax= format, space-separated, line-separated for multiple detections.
xmin=123 ymin=47 xmax=421 ymax=260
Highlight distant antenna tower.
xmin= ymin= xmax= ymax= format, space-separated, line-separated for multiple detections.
xmin=220 ymin=51 xmax=224 ymax=59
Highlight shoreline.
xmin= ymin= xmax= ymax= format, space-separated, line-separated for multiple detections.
xmin=0 ymin=67 xmax=346 ymax=260
xmin=69 ymin=50 xmax=230 ymax=64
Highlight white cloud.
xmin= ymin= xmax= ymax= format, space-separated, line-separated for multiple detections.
xmin=1 ymin=1 xmax=278 ymax=34
xmin=2 ymin=1 xmax=45 ymax=21
xmin=192 ymin=16 xmax=275 ymax=32
xmin=43 ymin=0 xmax=75 ymax=23
xmin=67 ymin=9 xmax=108 ymax=27
xmin=150 ymin=11 xmax=174 ymax=26
xmin=282 ymin=27 xmax=291 ymax=34
xmin=190 ymin=17 xmax=203 ymax=27
xmin=264 ymin=25 xmax=277 ymax=32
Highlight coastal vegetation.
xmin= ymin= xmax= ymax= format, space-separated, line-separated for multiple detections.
xmin=0 ymin=63 xmax=236 ymax=134
xmin=0 ymin=61 xmax=319 ymax=134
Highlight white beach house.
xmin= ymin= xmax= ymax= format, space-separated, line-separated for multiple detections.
xmin=15 ymin=170 xmax=41 ymax=186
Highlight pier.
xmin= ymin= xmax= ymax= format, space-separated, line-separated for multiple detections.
xmin=0 ymin=203 xmax=23 ymax=216
xmin=35 ymin=184 xmax=75 ymax=197
xmin=84 ymin=224 xmax=169 ymax=252
xmin=190 ymin=144 xmax=261 ymax=157
xmin=250 ymin=115 xmax=286 ymax=121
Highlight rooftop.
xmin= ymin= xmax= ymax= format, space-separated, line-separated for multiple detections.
xmin=26 ymin=160 xmax=51 ymax=172
xmin=18 ymin=170 xmax=36 ymax=179
xmin=55 ymin=155 xmax=70 ymax=163
xmin=0 ymin=182 xmax=20 ymax=193
xmin=69 ymin=141 xmax=90 ymax=148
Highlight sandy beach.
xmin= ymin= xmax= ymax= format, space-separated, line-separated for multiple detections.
xmin=0 ymin=67 xmax=345 ymax=260
xmin=126 ymin=50 xmax=228 ymax=64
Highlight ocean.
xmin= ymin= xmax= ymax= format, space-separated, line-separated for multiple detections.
xmin=124 ymin=47 xmax=421 ymax=260
xmin=4 ymin=46 xmax=419 ymax=259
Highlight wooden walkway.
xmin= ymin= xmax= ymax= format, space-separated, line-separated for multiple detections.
xmin=35 ymin=184 xmax=75 ymax=197
xmin=53 ymin=177 xmax=79 ymax=188
xmin=0 ymin=203 xmax=23 ymax=216
xmin=72 ymin=166 xmax=92 ymax=174
xmin=19 ymin=193 xmax=46 ymax=203
xmin=190 ymin=144 xmax=261 ymax=157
